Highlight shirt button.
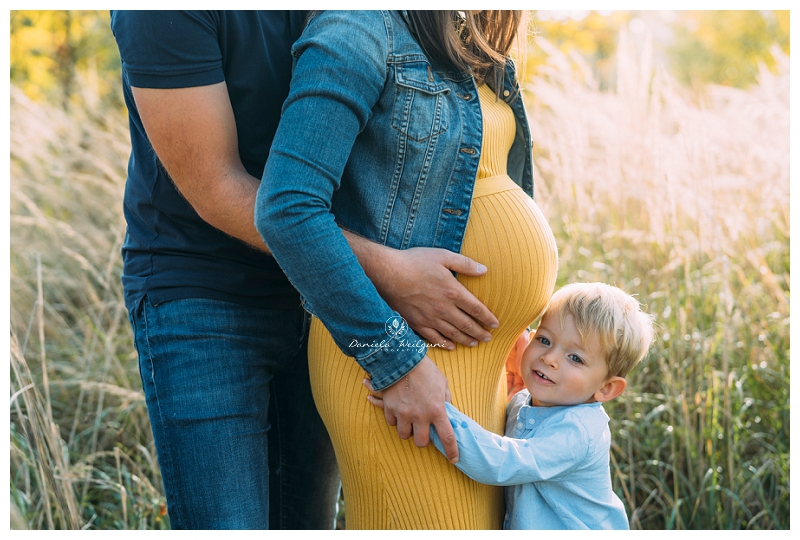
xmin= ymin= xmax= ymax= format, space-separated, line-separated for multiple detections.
xmin=528 ymin=418 xmax=535 ymax=425
xmin=516 ymin=422 xmax=523 ymax=430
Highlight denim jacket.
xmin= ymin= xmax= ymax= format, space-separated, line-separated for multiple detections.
xmin=256 ymin=10 xmax=534 ymax=390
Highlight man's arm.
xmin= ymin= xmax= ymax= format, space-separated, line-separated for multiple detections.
xmin=132 ymin=82 xmax=268 ymax=251
xmin=132 ymin=82 xmax=498 ymax=349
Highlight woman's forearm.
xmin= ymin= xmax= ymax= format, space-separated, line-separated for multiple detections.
xmin=255 ymin=11 xmax=426 ymax=390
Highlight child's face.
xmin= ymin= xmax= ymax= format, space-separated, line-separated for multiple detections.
xmin=521 ymin=311 xmax=622 ymax=407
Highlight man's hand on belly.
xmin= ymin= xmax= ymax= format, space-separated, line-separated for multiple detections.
xmin=349 ymin=239 xmax=500 ymax=349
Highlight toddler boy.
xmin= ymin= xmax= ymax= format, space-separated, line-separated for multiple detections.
xmin=367 ymin=282 xmax=654 ymax=529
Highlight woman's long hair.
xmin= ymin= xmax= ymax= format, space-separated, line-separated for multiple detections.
xmin=407 ymin=11 xmax=524 ymax=91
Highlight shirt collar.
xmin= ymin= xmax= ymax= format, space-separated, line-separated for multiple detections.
xmin=516 ymin=390 xmax=605 ymax=421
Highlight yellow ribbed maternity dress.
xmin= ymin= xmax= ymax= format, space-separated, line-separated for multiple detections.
xmin=308 ymin=84 xmax=558 ymax=529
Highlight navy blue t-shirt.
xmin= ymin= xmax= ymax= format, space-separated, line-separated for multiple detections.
xmin=110 ymin=11 xmax=308 ymax=312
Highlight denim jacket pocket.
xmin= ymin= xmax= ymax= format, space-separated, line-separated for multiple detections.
xmin=392 ymin=61 xmax=450 ymax=142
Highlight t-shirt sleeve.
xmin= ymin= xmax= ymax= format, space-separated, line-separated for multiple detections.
xmin=110 ymin=10 xmax=224 ymax=89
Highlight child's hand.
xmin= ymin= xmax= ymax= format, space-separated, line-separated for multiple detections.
xmin=505 ymin=330 xmax=532 ymax=400
xmin=363 ymin=378 xmax=385 ymax=408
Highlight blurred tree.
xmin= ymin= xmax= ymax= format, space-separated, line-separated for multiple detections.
xmin=528 ymin=10 xmax=632 ymax=90
xmin=668 ymin=10 xmax=789 ymax=89
xmin=9 ymin=9 xmax=789 ymax=112
xmin=10 ymin=10 xmax=123 ymax=111
xmin=528 ymin=10 xmax=789 ymax=90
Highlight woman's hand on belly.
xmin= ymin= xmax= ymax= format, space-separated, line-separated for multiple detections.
xmin=351 ymin=241 xmax=500 ymax=349
xmin=365 ymin=357 xmax=460 ymax=463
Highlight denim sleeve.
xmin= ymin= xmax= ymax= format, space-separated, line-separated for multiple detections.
xmin=430 ymin=403 xmax=590 ymax=486
xmin=255 ymin=11 xmax=425 ymax=391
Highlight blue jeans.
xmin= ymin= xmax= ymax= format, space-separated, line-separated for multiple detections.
xmin=129 ymin=296 xmax=340 ymax=529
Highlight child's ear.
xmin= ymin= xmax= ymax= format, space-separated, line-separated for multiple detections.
xmin=593 ymin=376 xmax=627 ymax=403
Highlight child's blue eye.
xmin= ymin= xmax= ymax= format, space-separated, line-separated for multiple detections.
xmin=538 ymin=336 xmax=550 ymax=346
xmin=569 ymin=354 xmax=584 ymax=364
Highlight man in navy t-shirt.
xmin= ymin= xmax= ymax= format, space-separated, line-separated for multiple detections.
xmin=111 ymin=10 xmax=502 ymax=529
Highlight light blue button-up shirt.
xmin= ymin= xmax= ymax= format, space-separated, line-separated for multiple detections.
xmin=431 ymin=390 xmax=630 ymax=530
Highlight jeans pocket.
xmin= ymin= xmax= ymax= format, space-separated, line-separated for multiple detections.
xmin=127 ymin=294 xmax=152 ymax=354
xmin=128 ymin=309 xmax=138 ymax=354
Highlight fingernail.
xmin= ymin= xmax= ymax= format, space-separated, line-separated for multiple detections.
xmin=469 ymin=341 xmax=478 ymax=347
xmin=476 ymin=263 xmax=487 ymax=273
xmin=489 ymin=322 xmax=499 ymax=329
xmin=447 ymin=344 xmax=456 ymax=351
xmin=483 ymin=335 xmax=492 ymax=342
xmin=450 ymin=457 xmax=459 ymax=464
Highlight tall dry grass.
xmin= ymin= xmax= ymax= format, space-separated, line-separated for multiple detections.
xmin=526 ymin=29 xmax=789 ymax=529
xmin=9 ymin=85 xmax=167 ymax=529
xmin=8 ymin=28 xmax=789 ymax=529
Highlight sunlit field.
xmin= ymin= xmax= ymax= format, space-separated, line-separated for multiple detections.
xmin=526 ymin=32 xmax=789 ymax=529
xmin=9 ymin=19 xmax=789 ymax=530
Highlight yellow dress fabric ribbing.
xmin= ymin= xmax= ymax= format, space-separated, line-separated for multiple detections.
xmin=308 ymin=84 xmax=558 ymax=529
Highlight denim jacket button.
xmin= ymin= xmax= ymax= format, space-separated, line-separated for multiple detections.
xmin=457 ymin=92 xmax=472 ymax=100
xmin=503 ymin=89 xmax=510 ymax=97
xmin=460 ymin=147 xmax=477 ymax=155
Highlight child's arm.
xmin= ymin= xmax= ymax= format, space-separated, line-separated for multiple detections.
xmin=429 ymin=402 xmax=590 ymax=486
xmin=364 ymin=379 xmax=591 ymax=487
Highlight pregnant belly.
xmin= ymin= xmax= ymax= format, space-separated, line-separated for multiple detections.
xmin=458 ymin=174 xmax=558 ymax=337
xmin=426 ymin=174 xmax=558 ymax=434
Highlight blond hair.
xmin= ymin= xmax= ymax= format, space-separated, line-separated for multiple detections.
xmin=542 ymin=282 xmax=654 ymax=378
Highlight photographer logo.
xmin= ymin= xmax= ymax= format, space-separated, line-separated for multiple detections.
xmin=385 ymin=316 xmax=408 ymax=338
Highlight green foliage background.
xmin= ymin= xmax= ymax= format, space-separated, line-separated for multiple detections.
xmin=9 ymin=10 xmax=790 ymax=110
xmin=10 ymin=10 xmax=123 ymax=110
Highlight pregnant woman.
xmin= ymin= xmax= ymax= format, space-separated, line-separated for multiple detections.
xmin=256 ymin=11 xmax=557 ymax=529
